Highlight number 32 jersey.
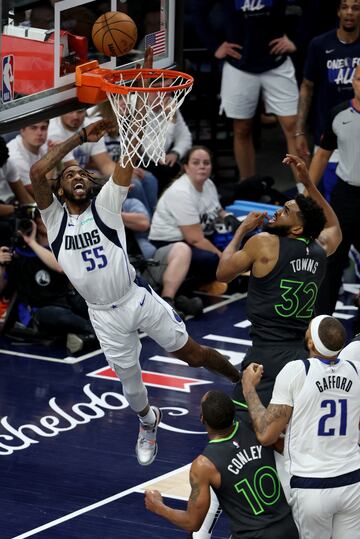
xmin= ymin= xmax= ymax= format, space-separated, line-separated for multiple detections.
xmin=271 ymin=357 xmax=360 ymax=480
xmin=247 ymin=236 xmax=327 ymax=342
xmin=40 ymin=179 xmax=136 ymax=306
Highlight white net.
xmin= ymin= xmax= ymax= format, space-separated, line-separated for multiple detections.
xmin=106 ymin=70 xmax=193 ymax=167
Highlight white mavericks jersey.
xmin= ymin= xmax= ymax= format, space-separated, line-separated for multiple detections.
xmin=40 ymin=178 xmax=136 ymax=306
xmin=271 ymin=357 xmax=360 ymax=480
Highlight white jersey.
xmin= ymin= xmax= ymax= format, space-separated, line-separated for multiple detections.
xmin=339 ymin=335 xmax=360 ymax=365
xmin=149 ymin=174 xmax=221 ymax=242
xmin=40 ymin=178 xmax=136 ymax=306
xmin=7 ymin=135 xmax=47 ymax=186
xmin=271 ymin=357 xmax=360 ymax=480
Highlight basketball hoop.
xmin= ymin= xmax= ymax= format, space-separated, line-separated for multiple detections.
xmin=76 ymin=61 xmax=193 ymax=167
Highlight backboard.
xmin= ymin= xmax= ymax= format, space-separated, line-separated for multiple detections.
xmin=0 ymin=0 xmax=183 ymax=134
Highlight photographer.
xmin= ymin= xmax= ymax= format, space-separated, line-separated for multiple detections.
xmin=0 ymin=205 xmax=97 ymax=353
xmin=0 ymin=135 xmax=34 ymax=246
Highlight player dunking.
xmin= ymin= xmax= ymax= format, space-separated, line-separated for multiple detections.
xmin=29 ymin=48 xmax=240 ymax=467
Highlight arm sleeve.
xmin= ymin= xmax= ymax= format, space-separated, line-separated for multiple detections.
xmin=5 ymin=160 xmax=20 ymax=183
xmin=95 ymin=176 xmax=129 ymax=213
xmin=270 ymin=361 xmax=305 ymax=406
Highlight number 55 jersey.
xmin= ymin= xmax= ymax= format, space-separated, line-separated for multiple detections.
xmin=40 ymin=178 xmax=136 ymax=307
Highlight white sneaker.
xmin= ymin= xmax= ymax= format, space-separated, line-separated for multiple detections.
xmin=135 ymin=406 xmax=162 ymax=466
xmin=66 ymin=333 xmax=83 ymax=354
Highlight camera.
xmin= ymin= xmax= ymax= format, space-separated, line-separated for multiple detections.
xmin=12 ymin=204 xmax=40 ymax=247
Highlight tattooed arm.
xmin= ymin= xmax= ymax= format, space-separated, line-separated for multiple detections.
xmin=144 ymin=455 xmax=218 ymax=532
xmin=242 ymin=363 xmax=293 ymax=446
xmin=29 ymin=120 xmax=113 ymax=209
xmin=295 ymin=78 xmax=314 ymax=161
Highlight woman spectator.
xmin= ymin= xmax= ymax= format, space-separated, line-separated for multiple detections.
xmin=149 ymin=146 xmax=238 ymax=292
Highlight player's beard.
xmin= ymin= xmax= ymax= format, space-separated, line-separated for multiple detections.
xmin=262 ymin=223 xmax=292 ymax=237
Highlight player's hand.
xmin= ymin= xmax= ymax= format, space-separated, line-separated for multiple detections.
xmin=269 ymin=35 xmax=296 ymax=55
xmin=143 ymin=46 xmax=154 ymax=69
xmin=144 ymin=489 xmax=163 ymax=513
xmin=239 ymin=211 xmax=268 ymax=234
xmin=282 ymin=154 xmax=312 ymax=187
xmin=0 ymin=246 xmax=13 ymax=265
xmin=242 ymin=363 xmax=264 ymax=389
xmin=84 ymin=120 xmax=115 ymax=143
xmin=215 ymin=42 xmax=242 ymax=60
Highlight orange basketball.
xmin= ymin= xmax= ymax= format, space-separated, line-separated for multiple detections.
xmin=92 ymin=11 xmax=138 ymax=57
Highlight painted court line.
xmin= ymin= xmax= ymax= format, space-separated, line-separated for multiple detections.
xmin=12 ymin=464 xmax=191 ymax=539
xmin=204 ymin=334 xmax=252 ymax=346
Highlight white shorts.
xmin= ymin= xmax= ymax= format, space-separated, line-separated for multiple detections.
xmin=88 ymin=280 xmax=188 ymax=369
xmin=220 ymin=57 xmax=299 ymax=119
xmin=290 ymin=482 xmax=360 ymax=539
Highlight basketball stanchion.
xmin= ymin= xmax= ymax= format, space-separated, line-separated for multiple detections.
xmin=75 ymin=62 xmax=193 ymax=167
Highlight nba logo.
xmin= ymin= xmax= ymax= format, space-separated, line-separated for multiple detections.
xmin=2 ymin=55 xmax=14 ymax=103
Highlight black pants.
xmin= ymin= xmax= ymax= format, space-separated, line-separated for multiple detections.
xmin=231 ymin=512 xmax=299 ymax=538
xmin=233 ymin=341 xmax=307 ymax=408
xmin=34 ymin=293 xmax=93 ymax=336
xmin=316 ymin=178 xmax=360 ymax=315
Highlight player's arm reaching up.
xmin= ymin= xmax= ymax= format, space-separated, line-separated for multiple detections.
xmin=30 ymin=46 xmax=154 ymax=208
xmin=29 ymin=120 xmax=113 ymax=209
xmin=216 ymin=211 xmax=268 ymax=283
xmin=283 ymin=154 xmax=342 ymax=256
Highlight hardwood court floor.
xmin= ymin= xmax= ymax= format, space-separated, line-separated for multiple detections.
xmin=0 ymin=286 xmax=358 ymax=539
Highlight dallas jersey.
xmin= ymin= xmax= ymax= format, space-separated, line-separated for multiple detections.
xmin=40 ymin=178 xmax=136 ymax=307
xmin=271 ymin=357 xmax=360 ymax=483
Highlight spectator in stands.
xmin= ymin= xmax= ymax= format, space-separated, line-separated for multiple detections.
xmin=149 ymin=146 xmax=239 ymax=293
xmin=48 ymin=110 xmax=114 ymax=176
xmin=189 ymin=0 xmax=299 ymax=185
xmin=122 ymin=197 xmax=203 ymax=317
xmin=295 ymin=0 xmax=360 ymax=197
xmin=309 ymin=64 xmax=360 ymax=315
xmin=0 ymin=136 xmax=34 ymax=245
xmin=88 ymin=103 xmax=159 ymax=216
xmin=7 ymin=121 xmax=51 ymax=196
xmin=141 ymin=101 xmax=193 ymax=195
xmin=0 ymin=207 xmax=97 ymax=354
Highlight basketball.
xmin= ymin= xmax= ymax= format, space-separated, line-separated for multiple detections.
xmin=91 ymin=11 xmax=138 ymax=57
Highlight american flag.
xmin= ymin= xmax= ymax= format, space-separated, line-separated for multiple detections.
xmin=144 ymin=29 xmax=166 ymax=56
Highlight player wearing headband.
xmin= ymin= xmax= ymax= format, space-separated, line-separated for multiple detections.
xmin=242 ymin=315 xmax=360 ymax=539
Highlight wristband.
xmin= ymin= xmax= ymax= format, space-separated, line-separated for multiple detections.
xmin=294 ymin=131 xmax=305 ymax=138
xmin=78 ymin=127 xmax=88 ymax=145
